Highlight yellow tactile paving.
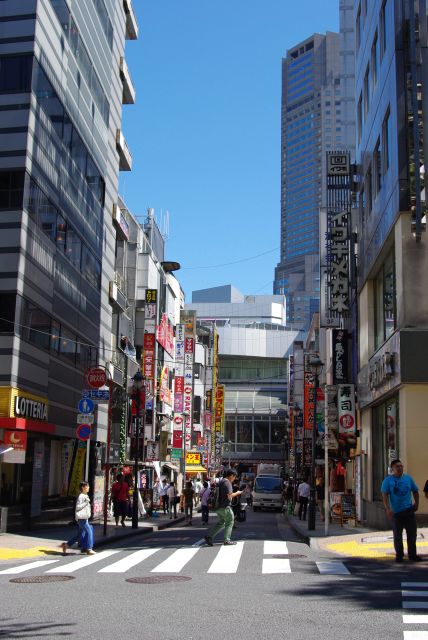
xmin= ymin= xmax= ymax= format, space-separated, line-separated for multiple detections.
xmin=0 ymin=546 xmax=59 ymax=561
xmin=326 ymin=539 xmax=428 ymax=560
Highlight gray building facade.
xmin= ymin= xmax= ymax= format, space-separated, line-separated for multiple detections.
xmin=0 ymin=0 xmax=137 ymax=519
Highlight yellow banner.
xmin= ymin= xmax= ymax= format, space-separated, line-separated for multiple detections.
xmin=186 ymin=452 xmax=201 ymax=465
xmin=68 ymin=442 xmax=87 ymax=497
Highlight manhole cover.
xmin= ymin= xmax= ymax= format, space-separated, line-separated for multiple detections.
xmin=9 ymin=575 xmax=75 ymax=584
xmin=126 ymin=576 xmax=192 ymax=584
xmin=272 ymin=554 xmax=307 ymax=559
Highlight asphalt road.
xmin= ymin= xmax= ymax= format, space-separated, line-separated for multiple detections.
xmin=1 ymin=508 xmax=427 ymax=640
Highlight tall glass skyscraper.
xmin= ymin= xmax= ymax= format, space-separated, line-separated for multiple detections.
xmin=274 ymin=1 xmax=355 ymax=330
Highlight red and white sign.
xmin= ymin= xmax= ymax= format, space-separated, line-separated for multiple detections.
xmin=3 ymin=430 xmax=27 ymax=451
xmin=156 ymin=313 xmax=174 ymax=356
xmin=338 ymin=384 xmax=356 ymax=434
xmin=85 ymin=367 xmax=107 ymax=389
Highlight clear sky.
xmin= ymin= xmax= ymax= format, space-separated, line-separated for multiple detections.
xmin=120 ymin=0 xmax=340 ymax=301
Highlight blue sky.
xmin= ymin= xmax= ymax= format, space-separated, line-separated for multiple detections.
xmin=120 ymin=1 xmax=339 ymax=301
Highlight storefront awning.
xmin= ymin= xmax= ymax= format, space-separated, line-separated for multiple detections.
xmin=185 ymin=465 xmax=207 ymax=474
xmin=162 ymin=462 xmax=179 ymax=472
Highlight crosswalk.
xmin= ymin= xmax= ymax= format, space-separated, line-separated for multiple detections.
xmin=0 ymin=540 xmax=352 ymax=578
xmin=402 ymin=582 xmax=428 ymax=639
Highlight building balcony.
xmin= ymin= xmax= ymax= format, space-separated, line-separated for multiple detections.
xmin=123 ymin=0 xmax=139 ymax=40
xmin=109 ymin=271 xmax=127 ymax=312
xmin=120 ymin=56 xmax=136 ymax=105
xmin=116 ymin=129 xmax=132 ymax=171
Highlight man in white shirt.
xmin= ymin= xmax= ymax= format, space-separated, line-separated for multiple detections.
xmin=159 ymin=478 xmax=169 ymax=514
xmin=297 ymin=478 xmax=311 ymax=521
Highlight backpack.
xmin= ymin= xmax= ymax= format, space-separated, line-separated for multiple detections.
xmin=207 ymin=483 xmax=220 ymax=510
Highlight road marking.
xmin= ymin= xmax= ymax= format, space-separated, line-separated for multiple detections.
xmin=403 ymin=615 xmax=428 ymax=623
xmin=262 ymin=558 xmax=291 ymax=574
xmin=47 ymin=550 xmax=120 ymax=573
xmin=402 ymin=602 xmax=428 ymax=609
xmin=316 ymin=561 xmax=350 ymax=575
xmin=151 ymin=548 xmax=199 ymax=573
xmin=192 ymin=538 xmax=205 ymax=547
xmin=403 ymin=591 xmax=428 ymax=598
xmin=403 ymin=632 xmax=428 ymax=639
xmin=98 ymin=548 xmax=160 ymax=573
xmin=0 ymin=560 xmax=59 ymax=574
xmin=207 ymin=541 xmax=244 ymax=573
xmin=263 ymin=540 xmax=288 ymax=555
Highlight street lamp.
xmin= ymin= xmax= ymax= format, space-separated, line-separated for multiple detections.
xmin=307 ymin=356 xmax=324 ymax=531
xmin=131 ymin=370 xmax=145 ymax=529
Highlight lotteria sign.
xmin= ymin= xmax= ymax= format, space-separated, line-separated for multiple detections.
xmin=15 ymin=396 xmax=48 ymax=421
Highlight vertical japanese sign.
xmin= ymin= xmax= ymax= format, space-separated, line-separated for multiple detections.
xmin=143 ymin=289 xmax=157 ymax=411
xmin=210 ymin=328 xmax=219 ymax=466
xmin=332 ymin=329 xmax=348 ymax=384
xmin=338 ymin=384 xmax=356 ymax=434
xmin=304 ymin=371 xmax=315 ymax=431
xmin=320 ymin=152 xmax=351 ymax=327
xmin=181 ymin=310 xmax=196 ymax=447
xmin=214 ymin=384 xmax=225 ymax=464
xmin=174 ymin=323 xmax=185 ymax=414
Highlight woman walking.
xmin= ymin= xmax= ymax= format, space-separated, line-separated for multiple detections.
xmin=182 ymin=480 xmax=194 ymax=525
xmin=61 ymin=481 xmax=96 ymax=555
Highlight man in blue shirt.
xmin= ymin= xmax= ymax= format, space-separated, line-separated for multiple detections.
xmin=381 ymin=459 xmax=421 ymax=563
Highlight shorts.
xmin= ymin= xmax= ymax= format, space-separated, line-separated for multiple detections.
xmin=113 ymin=500 xmax=128 ymax=520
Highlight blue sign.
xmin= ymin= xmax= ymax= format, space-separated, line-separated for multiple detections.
xmin=76 ymin=424 xmax=91 ymax=441
xmin=78 ymin=398 xmax=94 ymax=414
xmin=82 ymin=389 xmax=110 ymax=400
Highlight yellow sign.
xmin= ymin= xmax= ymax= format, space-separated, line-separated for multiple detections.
xmin=0 ymin=387 xmax=49 ymax=419
xmin=186 ymin=452 xmax=201 ymax=465
xmin=68 ymin=442 xmax=87 ymax=497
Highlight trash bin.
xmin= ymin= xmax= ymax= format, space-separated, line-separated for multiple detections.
xmin=0 ymin=506 xmax=8 ymax=534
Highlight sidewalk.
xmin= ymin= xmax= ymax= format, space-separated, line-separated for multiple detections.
xmin=0 ymin=512 xmax=186 ymax=561
xmin=286 ymin=512 xmax=428 ymax=561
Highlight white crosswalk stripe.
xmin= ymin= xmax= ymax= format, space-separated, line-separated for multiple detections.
xmin=402 ymin=582 xmax=428 ymax=639
xmin=0 ymin=560 xmax=59 ymax=574
xmin=47 ymin=550 xmax=120 ymax=573
xmin=151 ymin=548 xmax=200 ymax=573
xmin=0 ymin=540 xmax=352 ymax=577
xmin=403 ymin=632 xmax=428 ymax=639
xmin=99 ymin=548 xmax=161 ymax=573
xmin=207 ymin=541 xmax=244 ymax=573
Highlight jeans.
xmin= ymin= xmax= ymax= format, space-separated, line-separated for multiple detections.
xmin=67 ymin=519 xmax=94 ymax=550
xmin=392 ymin=507 xmax=417 ymax=559
xmin=162 ymin=495 xmax=169 ymax=514
xmin=207 ymin=506 xmax=234 ymax=542
xmin=168 ymin=499 xmax=177 ymax=518
xmin=201 ymin=505 xmax=209 ymax=523
xmin=298 ymin=497 xmax=308 ymax=520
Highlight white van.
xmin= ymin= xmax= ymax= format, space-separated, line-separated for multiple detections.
xmin=252 ymin=475 xmax=283 ymax=511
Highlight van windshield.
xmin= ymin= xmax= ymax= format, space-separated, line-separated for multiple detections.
xmin=254 ymin=477 xmax=282 ymax=493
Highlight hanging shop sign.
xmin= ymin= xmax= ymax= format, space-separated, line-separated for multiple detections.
xmin=146 ymin=441 xmax=160 ymax=461
xmin=304 ymin=371 xmax=315 ymax=431
xmin=332 ymin=329 xmax=348 ymax=384
xmin=338 ymin=384 xmax=356 ymax=434
xmin=14 ymin=395 xmax=48 ymax=421
xmin=1 ymin=430 xmax=27 ymax=464
xmin=156 ymin=313 xmax=174 ymax=356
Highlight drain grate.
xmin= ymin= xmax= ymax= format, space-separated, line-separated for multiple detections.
xmin=10 ymin=575 xmax=75 ymax=584
xmin=126 ymin=576 xmax=192 ymax=584
xmin=272 ymin=554 xmax=307 ymax=559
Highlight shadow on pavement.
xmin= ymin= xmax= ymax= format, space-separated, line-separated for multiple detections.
xmin=0 ymin=618 xmax=76 ymax=637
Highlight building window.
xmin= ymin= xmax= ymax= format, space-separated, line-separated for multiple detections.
xmin=380 ymin=0 xmax=388 ymax=59
xmin=0 ymin=54 xmax=33 ymax=93
xmin=357 ymin=94 xmax=363 ymax=143
xmin=21 ymin=299 xmax=51 ymax=350
xmin=0 ymin=293 xmax=16 ymax=332
xmin=374 ymin=249 xmax=396 ymax=348
xmin=372 ymin=396 xmax=399 ymax=501
xmin=382 ymin=107 xmax=391 ymax=174
xmin=373 ymin=137 xmax=382 ymax=196
xmin=0 ymin=170 xmax=25 ymax=210
xmin=371 ymin=31 xmax=379 ymax=92
xmin=356 ymin=3 xmax=362 ymax=50
xmin=365 ymin=164 xmax=373 ymax=216
xmin=364 ymin=64 xmax=370 ymax=116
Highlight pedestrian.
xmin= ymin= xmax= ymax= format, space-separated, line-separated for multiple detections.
xmin=182 ymin=480 xmax=194 ymax=525
xmin=61 ymin=481 xmax=96 ymax=556
xmin=111 ymin=473 xmax=129 ymax=527
xmin=204 ymin=468 xmax=243 ymax=546
xmin=231 ymin=478 xmax=241 ymax=526
xmin=243 ymin=483 xmax=252 ymax=506
xmin=194 ymin=477 xmax=203 ymax=506
xmin=381 ymin=459 xmax=422 ymax=562
xmin=159 ymin=478 xmax=169 ymax=515
xmin=297 ymin=478 xmax=310 ymax=521
xmin=167 ymin=481 xmax=178 ymax=519
xmin=316 ymin=476 xmax=325 ymax=522
xmin=200 ymin=481 xmax=211 ymax=524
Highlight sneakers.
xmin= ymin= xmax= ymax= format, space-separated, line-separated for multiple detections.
xmin=86 ymin=550 xmax=96 ymax=555
xmin=60 ymin=542 xmax=68 ymax=555
xmin=223 ymin=540 xmax=237 ymax=546
xmin=204 ymin=536 xmax=213 ymax=547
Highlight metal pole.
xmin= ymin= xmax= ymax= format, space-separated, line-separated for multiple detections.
xmin=324 ymin=386 xmax=329 ymax=536
xmin=132 ymin=380 xmax=145 ymax=529
xmin=307 ymin=374 xmax=318 ymax=531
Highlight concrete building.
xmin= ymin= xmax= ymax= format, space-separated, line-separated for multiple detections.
xmin=0 ymin=0 xmax=137 ymax=522
xmin=274 ymin=1 xmax=356 ymax=331
xmin=186 ymin=286 xmax=300 ymax=474
xmin=355 ymin=0 xmax=428 ymax=526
